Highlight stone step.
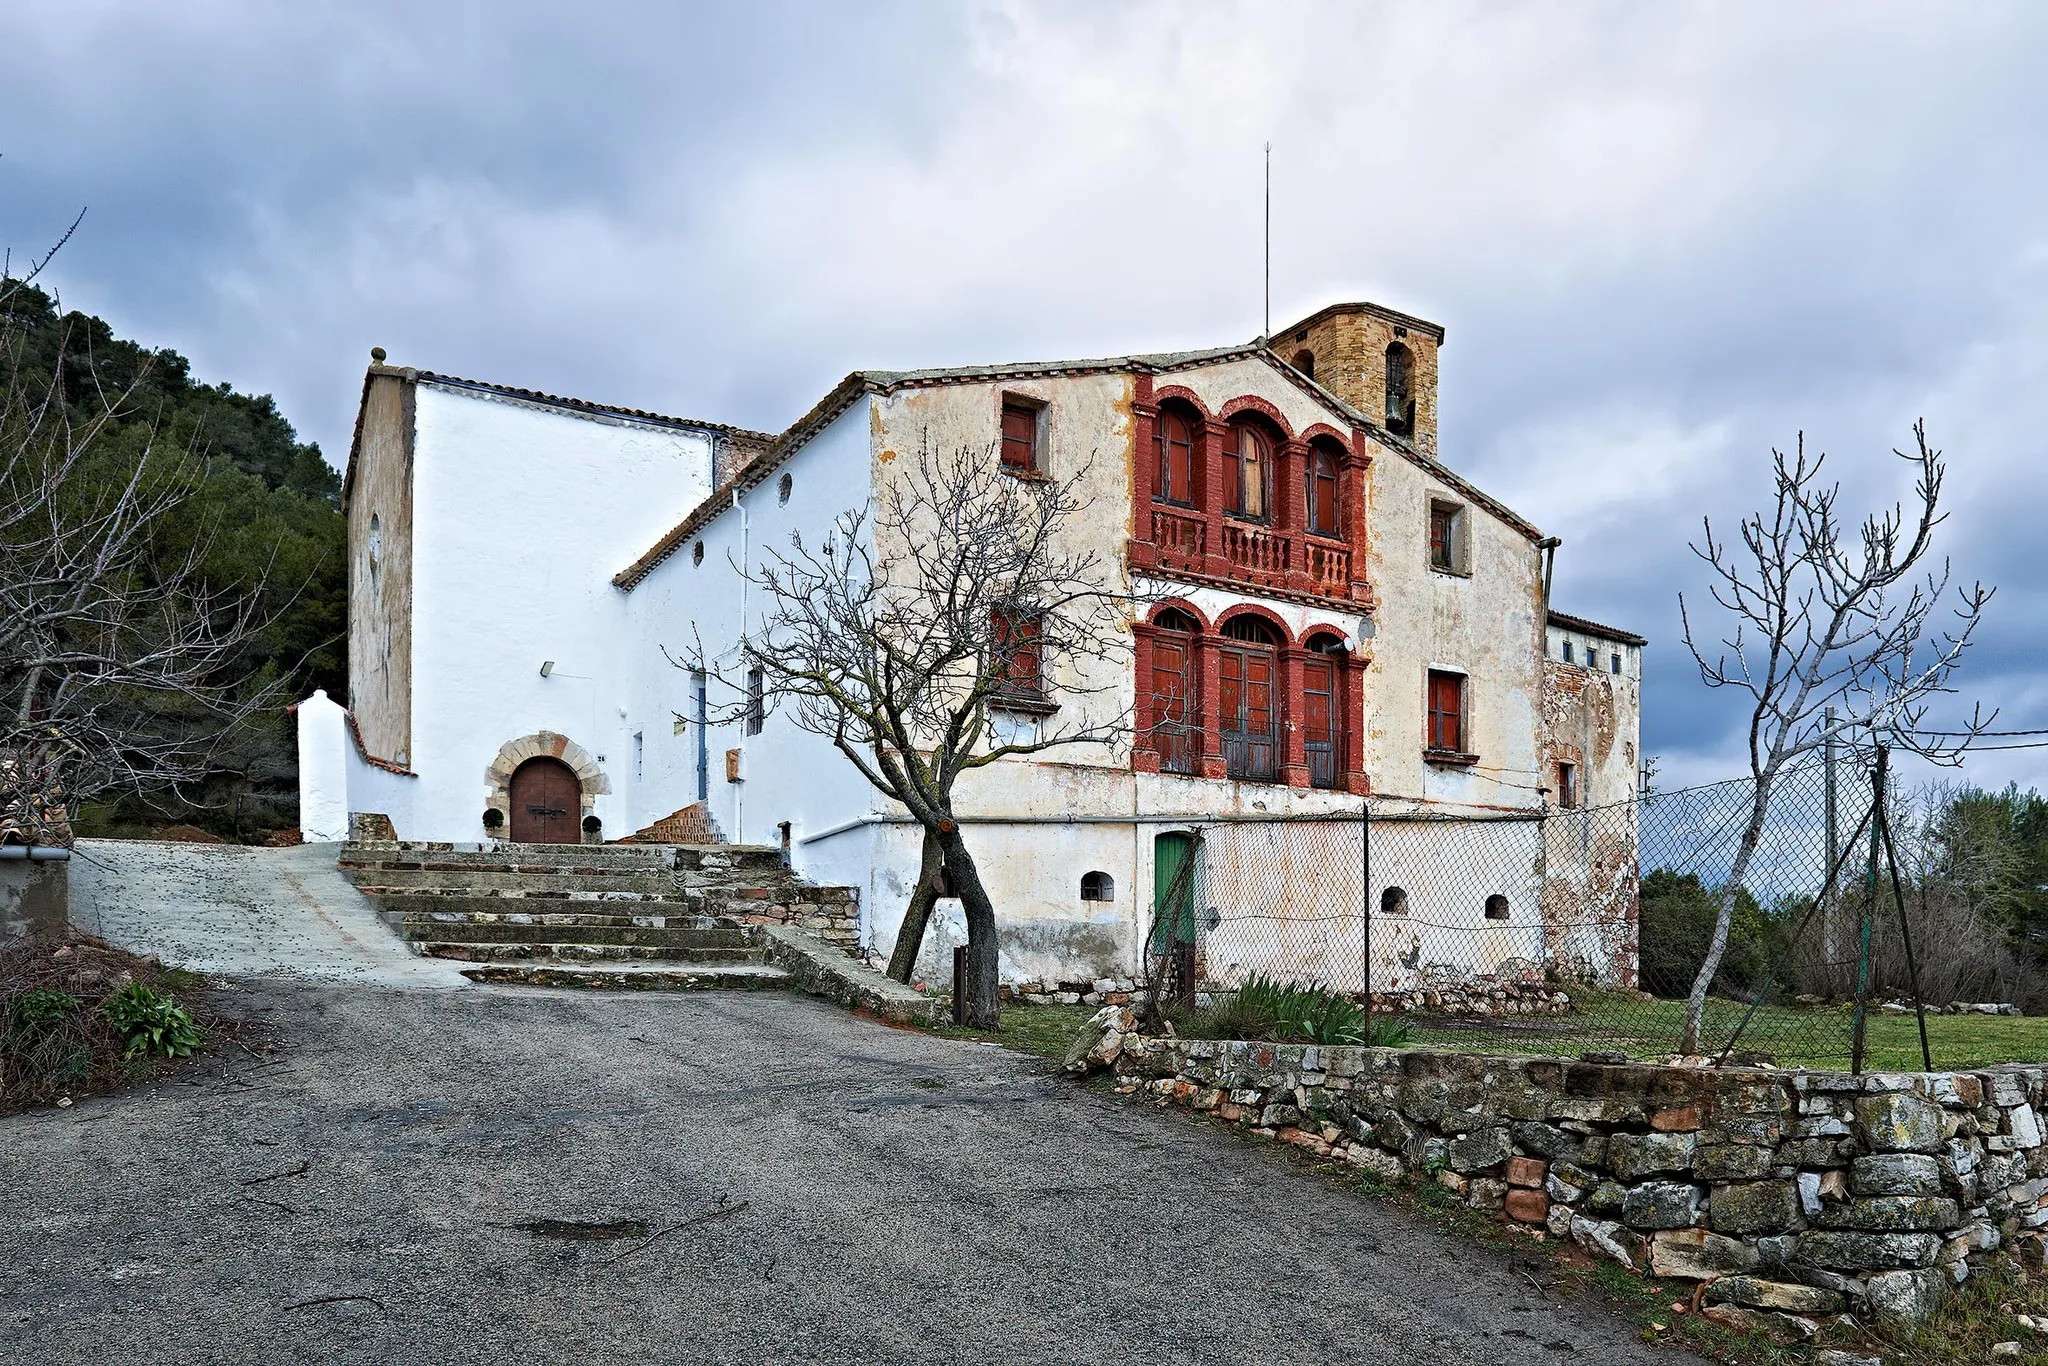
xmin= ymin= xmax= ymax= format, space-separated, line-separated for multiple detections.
xmin=361 ymin=889 xmax=694 ymax=912
xmin=343 ymin=867 xmax=680 ymax=894
xmin=385 ymin=909 xmax=744 ymax=932
xmin=460 ymin=961 xmax=792 ymax=991
xmin=341 ymin=854 xmax=676 ymax=878
xmin=415 ymin=941 xmax=773 ymax=965
xmin=672 ymin=846 xmax=786 ymax=872
xmin=398 ymin=921 xmax=761 ymax=951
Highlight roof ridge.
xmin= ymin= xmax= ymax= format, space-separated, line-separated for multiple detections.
xmin=1547 ymin=609 xmax=1647 ymax=647
xmin=404 ymin=366 xmax=770 ymax=439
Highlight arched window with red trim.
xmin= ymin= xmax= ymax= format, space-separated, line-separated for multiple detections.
xmin=1307 ymin=438 xmax=1342 ymax=537
xmin=1150 ymin=609 xmax=1199 ymax=774
xmin=1153 ymin=406 xmax=1195 ymax=506
xmin=1224 ymin=421 xmax=1272 ymax=520
xmin=1218 ymin=615 xmax=1280 ymax=780
xmin=1303 ymin=632 xmax=1347 ymax=789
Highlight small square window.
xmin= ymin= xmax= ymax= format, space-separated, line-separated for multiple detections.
xmin=1561 ymin=639 xmax=1574 ymax=664
xmin=1611 ymin=652 xmax=1622 ymax=675
xmin=1427 ymin=669 xmax=1465 ymax=754
xmin=1000 ymin=398 xmax=1043 ymax=473
xmin=1428 ymin=501 xmax=1463 ymax=573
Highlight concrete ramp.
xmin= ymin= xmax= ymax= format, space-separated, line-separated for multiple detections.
xmin=67 ymin=840 xmax=471 ymax=988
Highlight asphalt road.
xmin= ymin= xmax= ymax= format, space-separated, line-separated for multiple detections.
xmin=1 ymin=980 xmax=1693 ymax=1365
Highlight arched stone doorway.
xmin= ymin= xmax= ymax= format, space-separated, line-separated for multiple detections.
xmin=509 ymin=756 xmax=581 ymax=843
xmin=484 ymin=731 xmax=610 ymax=843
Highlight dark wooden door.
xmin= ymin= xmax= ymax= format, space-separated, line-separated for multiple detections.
xmin=509 ymin=757 xmax=580 ymax=843
xmin=1303 ymin=656 xmax=1338 ymax=788
xmin=1219 ymin=645 xmax=1276 ymax=781
xmin=1151 ymin=633 xmax=1197 ymax=774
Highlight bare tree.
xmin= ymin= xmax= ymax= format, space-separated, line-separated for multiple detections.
xmin=0 ymin=269 xmax=285 ymax=845
xmin=1677 ymin=422 xmax=1991 ymax=1051
xmin=678 ymin=440 xmax=1134 ymax=1027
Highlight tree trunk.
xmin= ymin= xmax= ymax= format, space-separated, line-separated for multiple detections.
xmin=936 ymin=824 xmax=1002 ymax=1029
xmin=886 ymin=825 xmax=946 ymax=984
xmin=1682 ymin=776 xmax=1773 ymax=1053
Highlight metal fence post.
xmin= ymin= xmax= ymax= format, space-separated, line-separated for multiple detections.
xmin=1851 ymin=749 xmax=1883 ymax=1074
xmin=951 ymin=944 xmax=968 ymax=1027
xmin=1361 ymin=798 xmax=1373 ymax=1039
xmin=1824 ymin=705 xmax=1840 ymax=971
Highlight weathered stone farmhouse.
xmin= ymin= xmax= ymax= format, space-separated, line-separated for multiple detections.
xmin=298 ymin=302 xmax=1643 ymax=988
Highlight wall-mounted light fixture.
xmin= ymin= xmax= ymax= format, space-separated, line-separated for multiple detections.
xmin=539 ymin=660 xmax=556 ymax=678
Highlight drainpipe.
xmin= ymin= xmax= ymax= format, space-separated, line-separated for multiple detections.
xmin=734 ymin=485 xmax=749 ymax=845
xmin=1537 ymin=536 xmax=1561 ymax=632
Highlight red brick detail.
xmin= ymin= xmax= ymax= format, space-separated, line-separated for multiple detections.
xmin=1651 ymin=1105 xmax=1703 ymax=1132
xmin=1504 ymin=1189 xmax=1551 ymax=1224
xmin=1506 ymin=1156 xmax=1548 ymax=1188
xmin=629 ymin=802 xmax=718 ymax=845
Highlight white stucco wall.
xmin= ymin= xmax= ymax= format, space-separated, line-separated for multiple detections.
xmin=402 ymin=384 xmax=716 ymax=840
xmin=622 ymin=403 xmax=882 ymax=858
xmin=295 ymin=688 xmax=417 ymax=841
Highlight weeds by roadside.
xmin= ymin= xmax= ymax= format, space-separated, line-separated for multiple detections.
xmin=2 ymin=931 xmax=223 ymax=1112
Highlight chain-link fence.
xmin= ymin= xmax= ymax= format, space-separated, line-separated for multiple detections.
xmin=1139 ymin=753 xmax=1919 ymax=1067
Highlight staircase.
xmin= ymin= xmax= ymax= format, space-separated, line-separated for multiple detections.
xmin=337 ymin=841 xmax=861 ymax=991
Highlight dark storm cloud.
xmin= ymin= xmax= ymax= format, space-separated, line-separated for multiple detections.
xmin=5 ymin=0 xmax=2045 ymax=783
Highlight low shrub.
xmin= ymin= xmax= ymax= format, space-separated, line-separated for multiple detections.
xmin=0 ymin=932 xmax=219 ymax=1111
xmin=10 ymin=987 xmax=80 ymax=1034
xmin=100 ymin=983 xmax=203 ymax=1060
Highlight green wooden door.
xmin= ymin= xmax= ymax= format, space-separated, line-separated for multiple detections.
xmin=1152 ymin=832 xmax=1197 ymax=951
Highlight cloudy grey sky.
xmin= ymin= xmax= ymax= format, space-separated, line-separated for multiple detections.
xmin=5 ymin=1 xmax=2045 ymax=786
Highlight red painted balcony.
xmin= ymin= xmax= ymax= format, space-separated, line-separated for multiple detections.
xmin=1222 ymin=522 xmax=1290 ymax=585
xmin=1305 ymin=539 xmax=1350 ymax=594
xmin=1153 ymin=506 xmax=1206 ymax=571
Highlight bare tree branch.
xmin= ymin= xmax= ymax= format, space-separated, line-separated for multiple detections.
xmin=1675 ymin=422 xmax=1993 ymax=1051
xmin=0 ymin=245 xmax=289 ymax=845
xmin=672 ymin=438 xmax=1139 ymax=1024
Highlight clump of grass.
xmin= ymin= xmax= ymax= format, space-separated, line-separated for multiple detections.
xmin=1172 ymin=973 xmax=1412 ymax=1047
xmin=1 ymin=931 xmax=218 ymax=1111
xmin=99 ymin=982 xmax=203 ymax=1060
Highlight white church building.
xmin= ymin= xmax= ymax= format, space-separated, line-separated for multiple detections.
xmin=298 ymin=302 xmax=1644 ymax=988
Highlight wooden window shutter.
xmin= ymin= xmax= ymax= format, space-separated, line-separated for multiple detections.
xmin=1000 ymin=402 xmax=1039 ymax=471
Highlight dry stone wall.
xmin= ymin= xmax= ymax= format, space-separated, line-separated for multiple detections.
xmin=1111 ymin=1033 xmax=2048 ymax=1333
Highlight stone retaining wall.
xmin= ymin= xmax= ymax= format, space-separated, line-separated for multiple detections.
xmin=1110 ymin=1032 xmax=2048 ymax=1333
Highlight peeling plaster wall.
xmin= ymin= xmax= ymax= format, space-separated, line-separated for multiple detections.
xmin=345 ymin=371 xmax=414 ymax=766
xmin=868 ymin=373 xmax=1136 ymax=773
xmin=403 ymin=385 xmax=715 ymax=841
xmin=1540 ymin=628 xmax=1646 ymax=983
xmin=1364 ymin=450 xmax=1546 ymax=813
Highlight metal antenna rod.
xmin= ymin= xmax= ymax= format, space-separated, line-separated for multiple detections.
xmin=1263 ymin=141 xmax=1272 ymax=342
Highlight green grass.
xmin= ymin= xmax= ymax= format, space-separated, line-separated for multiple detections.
xmin=938 ymin=994 xmax=2046 ymax=1076
xmin=1404 ymin=989 xmax=2048 ymax=1070
xmin=923 ymin=1002 xmax=1101 ymax=1064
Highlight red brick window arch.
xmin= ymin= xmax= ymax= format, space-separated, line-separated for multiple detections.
xmin=1149 ymin=608 xmax=1200 ymax=775
xmin=1307 ymin=437 xmax=1343 ymax=537
xmin=1153 ymin=404 xmax=1197 ymax=506
xmin=1303 ymin=631 xmax=1349 ymax=789
xmin=1223 ymin=420 xmax=1273 ymax=521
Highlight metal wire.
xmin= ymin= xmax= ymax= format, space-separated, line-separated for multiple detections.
xmin=1140 ymin=756 xmax=1880 ymax=1064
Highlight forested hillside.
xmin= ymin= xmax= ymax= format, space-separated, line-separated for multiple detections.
xmin=1 ymin=280 xmax=344 ymax=841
